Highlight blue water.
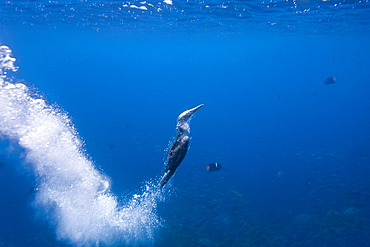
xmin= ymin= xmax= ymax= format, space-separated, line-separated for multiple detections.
xmin=1 ymin=0 xmax=370 ymax=246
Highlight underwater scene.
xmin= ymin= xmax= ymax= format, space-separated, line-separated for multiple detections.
xmin=0 ymin=0 xmax=370 ymax=246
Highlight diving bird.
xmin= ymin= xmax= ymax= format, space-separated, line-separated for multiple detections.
xmin=159 ymin=104 xmax=203 ymax=188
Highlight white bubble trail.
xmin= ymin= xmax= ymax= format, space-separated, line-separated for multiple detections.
xmin=0 ymin=45 xmax=162 ymax=246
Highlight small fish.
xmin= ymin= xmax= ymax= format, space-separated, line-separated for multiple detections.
xmin=324 ymin=76 xmax=337 ymax=85
xmin=230 ymin=190 xmax=243 ymax=198
xmin=306 ymin=180 xmax=311 ymax=186
xmin=28 ymin=186 xmax=38 ymax=194
xmin=205 ymin=162 xmax=222 ymax=172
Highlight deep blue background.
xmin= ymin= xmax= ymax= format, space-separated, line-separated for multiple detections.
xmin=1 ymin=26 xmax=370 ymax=246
